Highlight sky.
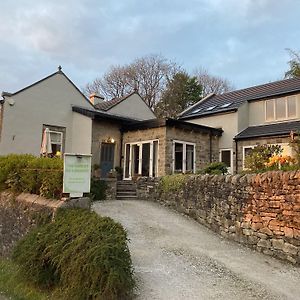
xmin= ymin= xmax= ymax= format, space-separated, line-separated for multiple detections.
xmin=1 ymin=0 xmax=300 ymax=93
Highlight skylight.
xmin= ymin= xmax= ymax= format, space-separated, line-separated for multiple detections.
xmin=206 ymin=106 xmax=216 ymax=111
xmin=220 ymin=102 xmax=232 ymax=108
xmin=192 ymin=108 xmax=202 ymax=113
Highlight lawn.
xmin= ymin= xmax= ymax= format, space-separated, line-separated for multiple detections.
xmin=0 ymin=258 xmax=51 ymax=300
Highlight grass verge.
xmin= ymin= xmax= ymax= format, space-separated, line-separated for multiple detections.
xmin=0 ymin=258 xmax=51 ymax=300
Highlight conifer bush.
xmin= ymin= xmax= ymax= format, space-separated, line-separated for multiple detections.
xmin=12 ymin=208 xmax=135 ymax=300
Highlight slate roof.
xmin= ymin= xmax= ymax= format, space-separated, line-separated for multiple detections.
xmin=72 ymin=105 xmax=141 ymax=123
xmin=122 ymin=118 xmax=223 ymax=136
xmin=94 ymin=91 xmax=136 ymax=111
xmin=179 ymin=77 xmax=300 ymax=119
xmin=234 ymin=121 xmax=300 ymax=140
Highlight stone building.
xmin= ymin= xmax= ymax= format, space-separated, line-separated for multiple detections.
xmin=0 ymin=68 xmax=222 ymax=179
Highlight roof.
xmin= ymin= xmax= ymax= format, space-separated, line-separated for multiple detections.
xmin=234 ymin=120 xmax=300 ymax=140
xmin=94 ymin=91 xmax=138 ymax=111
xmin=72 ymin=105 xmax=140 ymax=123
xmin=180 ymin=77 xmax=300 ymax=120
xmin=122 ymin=118 xmax=223 ymax=136
xmin=1 ymin=67 xmax=94 ymax=108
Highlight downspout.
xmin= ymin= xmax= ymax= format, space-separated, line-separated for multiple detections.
xmin=235 ymin=139 xmax=238 ymax=174
xmin=209 ymin=131 xmax=212 ymax=163
xmin=119 ymin=127 xmax=123 ymax=168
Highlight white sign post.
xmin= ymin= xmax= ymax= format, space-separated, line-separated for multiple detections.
xmin=63 ymin=153 xmax=92 ymax=198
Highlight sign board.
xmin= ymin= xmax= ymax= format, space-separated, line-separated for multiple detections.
xmin=63 ymin=153 xmax=92 ymax=197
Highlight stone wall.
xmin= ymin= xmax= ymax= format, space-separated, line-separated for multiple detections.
xmin=136 ymin=171 xmax=300 ymax=264
xmin=0 ymin=192 xmax=91 ymax=257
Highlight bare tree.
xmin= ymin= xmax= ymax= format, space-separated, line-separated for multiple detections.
xmin=194 ymin=68 xmax=234 ymax=97
xmin=83 ymin=54 xmax=180 ymax=108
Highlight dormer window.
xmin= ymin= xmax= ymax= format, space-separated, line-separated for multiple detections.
xmin=265 ymin=96 xmax=296 ymax=122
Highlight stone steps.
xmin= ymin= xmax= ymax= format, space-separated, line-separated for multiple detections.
xmin=116 ymin=181 xmax=137 ymax=200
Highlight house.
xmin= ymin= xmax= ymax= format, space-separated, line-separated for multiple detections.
xmin=0 ymin=66 xmax=93 ymax=156
xmin=179 ymin=77 xmax=300 ymax=173
xmin=0 ymin=68 xmax=222 ymax=178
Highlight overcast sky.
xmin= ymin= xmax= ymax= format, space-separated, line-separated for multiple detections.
xmin=1 ymin=0 xmax=300 ymax=93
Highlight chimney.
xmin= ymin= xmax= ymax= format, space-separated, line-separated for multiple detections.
xmin=89 ymin=93 xmax=105 ymax=105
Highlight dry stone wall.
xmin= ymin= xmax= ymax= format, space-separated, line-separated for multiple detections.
xmin=136 ymin=171 xmax=300 ymax=265
xmin=0 ymin=192 xmax=91 ymax=256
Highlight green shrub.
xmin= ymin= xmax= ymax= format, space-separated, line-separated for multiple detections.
xmin=160 ymin=174 xmax=187 ymax=193
xmin=199 ymin=162 xmax=228 ymax=175
xmin=244 ymin=144 xmax=282 ymax=172
xmin=12 ymin=208 xmax=134 ymax=300
xmin=0 ymin=154 xmax=35 ymax=190
xmin=0 ymin=154 xmax=63 ymax=198
xmin=89 ymin=179 xmax=107 ymax=201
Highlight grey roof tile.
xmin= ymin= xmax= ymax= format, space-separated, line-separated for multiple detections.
xmin=180 ymin=77 xmax=300 ymax=119
xmin=235 ymin=121 xmax=300 ymax=140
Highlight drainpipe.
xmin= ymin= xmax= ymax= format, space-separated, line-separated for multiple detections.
xmin=209 ymin=132 xmax=212 ymax=163
xmin=119 ymin=128 xmax=123 ymax=169
xmin=235 ymin=139 xmax=238 ymax=174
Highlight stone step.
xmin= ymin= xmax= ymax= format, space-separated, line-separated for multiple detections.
xmin=116 ymin=195 xmax=138 ymax=200
xmin=117 ymin=191 xmax=137 ymax=195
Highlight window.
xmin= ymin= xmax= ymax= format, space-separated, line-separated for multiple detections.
xmin=173 ymin=141 xmax=195 ymax=173
xmin=265 ymin=100 xmax=275 ymax=121
xmin=49 ymin=131 xmax=63 ymax=154
xmin=265 ymin=96 xmax=297 ymax=122
xmin=42 ymin=124 xmax=65 ymax=156
xmin=206 ymin=105 xmax=216 ymax=111
xmin=287 ymin=96 xmax=296 ymax=118
xmin=220 ymin=102 xmax=232 ymax=108
xmin=242 ymin=146 xmax=254 ymax=169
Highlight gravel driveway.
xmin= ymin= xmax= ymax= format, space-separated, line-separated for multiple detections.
xmin=93 ymin=200 xmax=300 ymax=300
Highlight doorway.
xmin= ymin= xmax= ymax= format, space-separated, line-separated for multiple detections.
xmin=100 ymin=143 xmax=115 ymax=178
xmin=124 ymin=140 xmax=158 ymax=179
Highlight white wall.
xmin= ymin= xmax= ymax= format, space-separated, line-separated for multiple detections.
xmin=71 ymin=112 xmax=92 ymax=154
xmin=0 ymin=73 xmax=93 ymax=155
xmin=187 ymin=111 xmax=238 ymax=149
xmin=108 ymin=93 xmax=156 ymax=120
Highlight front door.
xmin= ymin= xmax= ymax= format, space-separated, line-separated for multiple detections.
xmin=100 ymin=143 xmax=115 ymax=178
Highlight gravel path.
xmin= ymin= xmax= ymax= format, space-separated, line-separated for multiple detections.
xmin=93 ymin=200 xmax=300 ymax=300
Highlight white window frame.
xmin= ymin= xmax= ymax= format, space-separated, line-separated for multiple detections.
xmin=49 ymin=130 xmax=63 ymax=153
xmin=123 ymin=139 xmax=159 ymax=180
xmin=242 ymin=145 xmax=255 ymax=170
xmin=265 ymin=96 xmax=297 ymax=122
xmin=172 ymin=140 xmax=196 ymax=174
xmin=219 ymin=148 xmax=233 ymax=174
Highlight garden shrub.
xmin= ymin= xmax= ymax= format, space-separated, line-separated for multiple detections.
xmin=0 ymin=154 xmax=63 ymax=198
xmin=89 ymin=178 xmax=107 ymax=201
xmin=12 ymin=208 xmax=135 ymax=300
xmin=160 ymin=174 xmax=187 ymax=193
xmin=0 ymin=154 xmax=35 ymax=190
xmin=244 ymin=144 xmax=282 ymax=172
xmin=200 ymin=162 xmax=228 ymax=175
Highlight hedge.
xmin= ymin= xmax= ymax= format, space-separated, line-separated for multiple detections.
xmin=0 ymin=154 xmax=63 ymax=199
xmin=12 ymin=208 xmax=135 ymax=300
